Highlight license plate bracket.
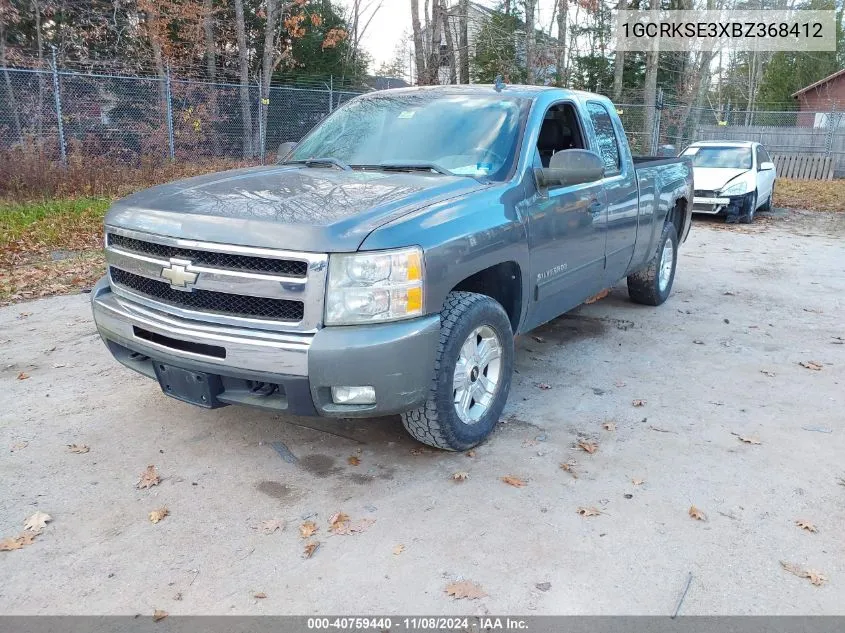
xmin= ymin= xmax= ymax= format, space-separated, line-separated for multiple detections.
xmin=153 ymin=363 xmax=222 ymax=408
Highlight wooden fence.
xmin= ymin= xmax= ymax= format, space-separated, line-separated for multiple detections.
xmin=771 ymin=154 xmax=835 ymax=181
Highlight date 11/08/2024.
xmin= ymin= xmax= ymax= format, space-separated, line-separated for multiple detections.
xmin=306 ymin=617 xmax=529 ymax=630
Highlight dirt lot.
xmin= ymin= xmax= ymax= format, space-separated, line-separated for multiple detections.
xmin=1 ymin=210 xmax=844 ymax=616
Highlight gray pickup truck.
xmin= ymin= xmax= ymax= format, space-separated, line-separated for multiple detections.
xmin=91 ymin=85 xmax=693 ymax=451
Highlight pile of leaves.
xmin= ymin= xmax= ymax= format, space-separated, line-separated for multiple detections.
xmin=774 ymin=179 xmax=845 ymax=212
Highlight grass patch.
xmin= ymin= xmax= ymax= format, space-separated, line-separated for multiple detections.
xmin=0 ymin=197 xmax=111 ymax=268
xmin=774 ymin=179 xmax=845 ymax=212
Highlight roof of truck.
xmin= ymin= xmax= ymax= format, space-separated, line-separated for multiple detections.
xmin=366 ymin=84 xmax=595 ymax=100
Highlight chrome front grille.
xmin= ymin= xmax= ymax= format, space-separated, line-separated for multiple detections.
xmin=107 ymin=233 xmax=308 ymax=277
xmin=109 ymin=268 xmax=305 ymax=321
xmin=105 ymin=227 xmax=328 ymax=331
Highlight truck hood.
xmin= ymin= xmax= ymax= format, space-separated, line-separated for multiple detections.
xmin=105 ymin=165 xmax=488 ymax=252
xmin=692 ymin=167 xmax=749 ymax=192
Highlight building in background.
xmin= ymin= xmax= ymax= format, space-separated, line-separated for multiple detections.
xmin=793 ymin=69 xmax=845 ymax=128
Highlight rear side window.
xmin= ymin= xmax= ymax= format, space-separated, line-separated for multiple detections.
xmin=586 ymin=102 xmax=621 ymax=176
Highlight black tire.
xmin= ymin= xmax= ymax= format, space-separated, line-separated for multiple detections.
xmin=401 ymin=291 xmax=514 ymax=451
xmin=627 ymin=221 xmax=678 ymax=306
xmin=739 ymin=190 xmax=758 ymax=224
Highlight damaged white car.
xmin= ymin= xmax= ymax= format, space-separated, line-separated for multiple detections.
xmin=682 ymin=141 xmax=776 ymax=224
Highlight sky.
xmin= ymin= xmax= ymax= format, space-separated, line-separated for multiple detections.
xmin=338 ymin=0 xmax=560 ymax=71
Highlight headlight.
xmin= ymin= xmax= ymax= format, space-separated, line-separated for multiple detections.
xmin=721 ymin=180 xmax=748 ymax=196
xmin=325 ymin=247 xmax=424 ymax=325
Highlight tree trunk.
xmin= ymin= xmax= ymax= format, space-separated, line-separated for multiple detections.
xmin=611 ymin=0 xmax=625 ymax=99
xmin=458 ymin=0 xmax=469 ymax=83
xmin=642 ymin=0 xmax=660 ymax=152
xmin=233 ymin=0 xmax=253 ymax=158
xmin=410 ymin=0 xmax=427 ymax=84
xmin=441 ymin=6 xmax=457 ymax=84
xmin=260 ymin=0 xmax=279 ymax=157
xmin=556 ymin=0 xmax=567 ymax=86
xmin=426 ymin=0 xmax=443 ymax=85
xmin=0 ymin=21 xmax=22 ymax=143
xmin=525 ymin=0 xmax=536 ymax=84
xmin=203 ymin=0 xmax=221 ymax=155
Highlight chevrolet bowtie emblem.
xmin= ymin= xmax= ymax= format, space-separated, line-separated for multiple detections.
xmin=160 ymin=258 xmax=198 ymax=290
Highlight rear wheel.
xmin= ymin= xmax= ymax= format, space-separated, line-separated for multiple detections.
xmin=627 ymin=221 xmax=678 ymax=306
xmin=401 ymin=291 xmax=514 ymax=451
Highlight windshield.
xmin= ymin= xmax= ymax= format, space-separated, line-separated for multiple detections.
xmin=683 ymin=146 xmax=752 ymax=169
xmin=289 ymin=92 xmax=530 ymax=181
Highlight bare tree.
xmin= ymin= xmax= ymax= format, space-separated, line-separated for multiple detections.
xmin=233 ymin=0 xmax=253 ymax=158
xmin=458 ymin=0 xmax=469 ymax=83
xmin=525 ymin=0 xmax=536 ymax=84
xmin=32 ymin=0 xmax=45 ymax=137
xmin=556 ymin=0 xmax=567 ymax=86
xmin=410 ymin=0 xmax=427 ymax=84
xmin=441 ymin=4 xmax=457 ymax=84
xmin=0 ymin=3 xmax=22 ymax=143
xmin=611 ymin=0 xmax=625 ymax=100
xmin=426 ymin=0 xmax=443 ymax=84
xmin=203 ymin=0 xmax=216 ymax=80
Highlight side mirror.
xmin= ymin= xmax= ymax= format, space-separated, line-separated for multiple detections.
xmin=535 ymin=150 xmax=605 ymax=190
xmin=759 ymin=161 xmax=774 ymax=171
xmin=277 ymin=141 xmax=297 ymax=164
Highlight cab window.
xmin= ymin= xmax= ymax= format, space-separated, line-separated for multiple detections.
xmin=586 ymin=102 xmax=621 ymax=177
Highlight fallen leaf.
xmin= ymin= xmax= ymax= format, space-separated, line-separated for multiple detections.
xmin=723 ymin=291 xmax=736 ymax=296
xmin=153 ymin=610 xmax=168 ymax=622
xmin=501 ymin=475 xmax=526 ymax=488
xmin=17 ymin=372 xmax=29 ymax=380
xmin=254 ymin=592 xmax=267 ymax=599
xmin=760 ymin=370 xmax=776 ymax=377
xmin=838 ymin=477 xmax=845 ymax=487
xmin=602 ymin=422 xmax=616 ymax=432
xmin=410 ymin=447 xmax=427 ymax=455
xmin=347 ymin=455 xmax=360 ymax=466
xmin=299 ymin=520 xmax=318 ymax=538
xmin=781 ymin=561 xmax=827 ymax=586
xmin=0 ymin=535 xmax=28 ymax=551
xmin=393 ymin=544 xmax=405 ymax=555
xmin=67 ymin=444 xmax=89 ymax=453
xmin=577 ymin=506 xmax=602 ymax=517
xmin=559 ymin=461 xmax=578 ymax=478
xmin=537 ymin=383 xmax=552 ymax=390
xmin=795 ymin=520 xmax=818 ymax=533
xmin=444 ymin=580 xmax=487 ymax=600
xmin=149 ymin=507 xmax=169 ymax=524
xmin=452 ymin=471 xmax=469 ymax=481
xmin=535 ymin=581 xmax=551 ymax=591
xmin=18 ymin=312 xmax=32 ymax=319
xmin=532 ymin=335 xmax=545 ymax=343
xmin=632 ymin=399 xmax=646 ymax=407
xmin=466 ymin=450 xmax=476 ymax=458
xmin=136 ymin=465 xmax=161 ymax=489
xmin=23 ymin=511 xmax=51 ymax=532
xmin=799 ymin=361 xmax=823 ymax=371
xmin=521 ymin=439 xmax=538 ymax=448
xmin=302 ymin=540 xmax=320 ymax=558
xmin=585 ymin=288 xmax=609 ymax=304
xmin=693 ymin=339 xmax=705 ymax=345
xmin=173 ymin=593 xmax=182 ymax=601
xmin=615 ymin=380 xmax=626 ymax=387
xmin=577 ymin=440 xmax=598 ymax=454
xmin=259 ymin=519 xmax=285 ymax=534
xmin=688 ymin=505 xmax=707 ymax=521
xmin=10 ymin=441 xmax=28 ymax=452
xmin=731 ymin=432 xmax=762 ymax=445
xmin=332 ymin=518 xmax=375 ymax=536
xmin=632 ymin=478 xmax=645 ymax=486
xmin=328 ymin=512 xmax=350 ymax=532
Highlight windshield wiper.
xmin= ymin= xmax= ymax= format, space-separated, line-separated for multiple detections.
xmin=286 ymin=157 xmax=352 ymax=171
xmin=370 ymin=161 xmax=456 ymax=176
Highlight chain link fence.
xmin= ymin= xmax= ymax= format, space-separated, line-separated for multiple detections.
xmin=0 ymin=66 xmax=363 ymax=165
xmin=2 ymin=64 xmax=845 ymax=178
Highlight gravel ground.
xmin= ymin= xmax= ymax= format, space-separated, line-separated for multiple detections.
xmin=1 ymin=210 xmax=844 ymax=616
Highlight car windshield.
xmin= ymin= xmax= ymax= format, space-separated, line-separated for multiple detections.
xmin=288 ymin=92 xmax=530 ymax=181
xmin=683 ymin=146 xmax=752 ymax=169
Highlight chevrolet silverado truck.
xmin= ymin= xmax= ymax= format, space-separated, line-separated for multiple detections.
xmin=91 ymin=85 xmax=693 ymax=451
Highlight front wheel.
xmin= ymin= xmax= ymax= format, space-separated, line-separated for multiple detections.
xmin=401 ymin=291 xmax=514 ymax=451
xmin=626 ymin=221 xmax=678 ymax=306
xmin=739 ymin=190 xmax=758 ymax=224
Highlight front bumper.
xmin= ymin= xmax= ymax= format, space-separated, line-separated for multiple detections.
xmin=91 ymin=277 xmax=440 ymax=417
xmin=692 ymin=195 xmax=732 ymax=214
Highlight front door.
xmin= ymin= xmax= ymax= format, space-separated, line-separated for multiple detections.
xmin=523 ymin=101 xmax=608 ymax=330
